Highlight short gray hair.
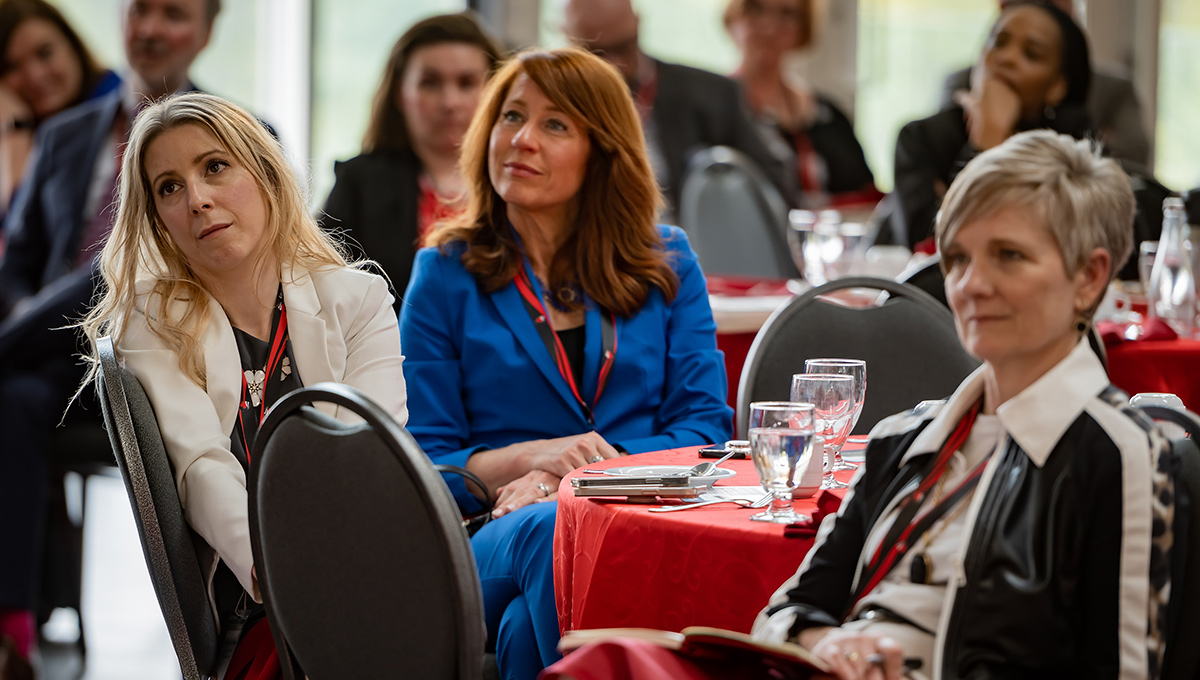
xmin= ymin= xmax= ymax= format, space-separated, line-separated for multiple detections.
xmin=936 ymin=130 xmax=1134 ymax=290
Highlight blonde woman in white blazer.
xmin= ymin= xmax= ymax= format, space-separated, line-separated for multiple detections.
xmin=80 ymin=92 xmax=408 ymax=676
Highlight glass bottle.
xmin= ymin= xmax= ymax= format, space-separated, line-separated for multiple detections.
xmin=1147 ymin=197 xmax=1196 ymax=338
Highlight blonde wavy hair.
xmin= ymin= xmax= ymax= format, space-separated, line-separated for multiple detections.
xmin=79 ymin=92 xmax=349 ymax=389
xmin=430 ymin=47 xmax=677 ymax=315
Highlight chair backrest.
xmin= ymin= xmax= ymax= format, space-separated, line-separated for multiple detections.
xmin=1137 ymin=405 xmax=1200 ymax=680
xmin=737 ymin=277 xmax=980 ymax=437
xmin=248 ymin=383 xmax=485 ymax=680
xmin=677 ymin=145 xmax=799 ymax=279
xmin=895 ymin=257 xmax=948 ymax=308
xmin=95 ymin=336 xmax=218 ymax=680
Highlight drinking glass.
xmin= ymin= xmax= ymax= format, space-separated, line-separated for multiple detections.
xmin=790 ymin=374 xmax=854 ymax=490
xmin=747 ymin=401 xmax=815 ymax=523
xmin=802 ymin=358 xmax=866 ymax=471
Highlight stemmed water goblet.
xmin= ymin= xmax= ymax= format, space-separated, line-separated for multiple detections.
xmin=747 ymin=401 xmax=816 ymax=523
xmin=803 ymin=358 xmax=866 ymax=471
xmin=790 ymin=374 xmax=854 ymax=490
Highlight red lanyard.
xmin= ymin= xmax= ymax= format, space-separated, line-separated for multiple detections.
xmin=851 ymin=401 xmax=983 ymax=605
xmin=236 ymin=301 xmax=289 ymax=466
xmin=513 ymin=267 xmax=616 ymax=420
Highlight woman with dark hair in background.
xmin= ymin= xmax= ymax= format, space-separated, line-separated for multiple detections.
xmin=893 ymin=0 xmax=1093 ymax=251
xmin=724 ymin=0 xmax=880 ymax=209
xmin=401 ymin=46 xmax=732 ymax=679
xmin=322 ymin=12 xmax=502 ymax=302
xmin=0 ymin=0 xmax=119 ymax=216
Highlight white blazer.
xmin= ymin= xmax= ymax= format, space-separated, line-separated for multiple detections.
xmin=116 ymin=264 xmax=409 ymax=604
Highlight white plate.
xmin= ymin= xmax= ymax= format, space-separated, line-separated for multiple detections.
xmin=603 ymin=464 xmax=737 ymax=487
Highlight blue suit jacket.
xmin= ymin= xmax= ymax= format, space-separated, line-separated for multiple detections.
xmin=400 ymin=225 xmax=733 ymax=507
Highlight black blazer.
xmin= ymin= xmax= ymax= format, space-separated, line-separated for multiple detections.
xmin=651 ymin=59 xmax=793 ymax=212
xmin=321 ymin=149 xmax=422 ymax=312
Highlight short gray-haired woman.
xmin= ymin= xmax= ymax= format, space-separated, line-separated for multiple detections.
xmin=751 ymin=129 xmax=1174 ymax=679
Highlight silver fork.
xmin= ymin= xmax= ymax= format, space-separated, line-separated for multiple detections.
xmin=648 ymin=492 xmax=773 ymax=513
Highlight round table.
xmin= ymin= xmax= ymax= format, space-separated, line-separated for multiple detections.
xmin=1106 ymin=338 xmax=1200 ymax=410
xmin=553 ymin=446 xmax=854 ymax=635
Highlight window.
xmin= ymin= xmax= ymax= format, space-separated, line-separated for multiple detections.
xmin=1156 ymin=0 xmax=1200 ymax=191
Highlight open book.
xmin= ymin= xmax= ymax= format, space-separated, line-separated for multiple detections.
xmin=558 ymin=626 xmax=832 ymax=675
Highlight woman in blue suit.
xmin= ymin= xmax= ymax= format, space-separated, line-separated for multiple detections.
xmin=400 ymin=47 xmax=733 ymax=679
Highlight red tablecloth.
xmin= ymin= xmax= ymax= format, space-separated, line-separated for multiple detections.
xmin=716 ymin=331 xmax=757 ymax=416
xmin=553 ymin=446 xmax=853 ymax=635
xmin=1107 ymin=338 xmax=1200 ymax=410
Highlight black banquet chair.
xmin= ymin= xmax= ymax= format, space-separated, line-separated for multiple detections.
xmin=1136 ymin=405 xmax=1200 ymax=680
xmin=678 ymin=145 xmax=799 ymax=279
xmin=95 ymin=336 xmax=219 ymax=680
xmin=737 ymin=277 xmax=980 ymax=437
xmin=248 ymin=383 xmax=485 ymax=680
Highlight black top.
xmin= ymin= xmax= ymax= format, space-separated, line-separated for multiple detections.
xmin=555 ymin=325 xmax=586 ymax=394
xmin=322 ymin=149 xmax=422 ymax=312
xmin=215 ymin=290 xmax=302 ymax=629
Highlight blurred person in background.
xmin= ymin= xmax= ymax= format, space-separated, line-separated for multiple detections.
xmin=401 ymin=47 xmax=732 ymax=679
xmin=941 ymin=0 xmax=1149 ymax=169
xmin=322 ymin=12 xmax=503 ymax=305
xmin=724 ymin=0 xmax=881 ymax=209
xmin=562 ymin=0 xmax=792 ymax=219
xmin=0 ymin=0 xmax=120 ymax=220
xmin=893 ymin=0 xmax=1093 ymax=251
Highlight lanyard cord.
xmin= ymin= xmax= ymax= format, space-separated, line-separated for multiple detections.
xmin=236 ymin=301 xmax=289 ymax=467
xmin=849 ymin=400 xmax=983 ymax=607
xmin=513 ymin=267 xmax=616 ymax=420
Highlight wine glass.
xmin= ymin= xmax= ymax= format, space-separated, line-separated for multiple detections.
xmin=803 ymin=358 xmax=866 ymax=471
xmin=747 ymin=401 xmax=815 ymax=523
xmin=790 ymin=374 xmax=854 ymax=490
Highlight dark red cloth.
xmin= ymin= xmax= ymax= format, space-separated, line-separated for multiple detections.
xmin=716 ymin=331 xmax=756 ymax=420
xmin=225 ymin=617 xmax=282 ymax=680
xmin=554 ymin=446 xmax=854 ymax=635
xmin=1107 ymin=337 xmax=1200 ymax=410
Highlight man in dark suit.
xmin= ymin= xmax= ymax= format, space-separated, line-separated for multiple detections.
xmin=0 ymin=0 xmax=226 ymax=665
xmin=562 ymin=0 xmax=793 ymax=217
xmin=940 ymin=0 xmax=1150 ymax=168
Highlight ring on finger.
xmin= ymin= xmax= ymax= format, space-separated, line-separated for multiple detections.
xmin=589 ymin=456 xmax=603 ymax=464
xmin=843 ymin=651 xmax=861 ymax=662
xmin=537 ymin=482 xmax=552 ymax=497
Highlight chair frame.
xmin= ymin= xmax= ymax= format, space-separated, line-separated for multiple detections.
xmin=736 ymin=276 xmax=966 ymax=437
xmin=1138 ymin=404 xmax=1200 ymax=680
xmin=96 ymin=336 xmax=217 ymax=680
xmin=248 ymin=383 xmax=485 ymax=680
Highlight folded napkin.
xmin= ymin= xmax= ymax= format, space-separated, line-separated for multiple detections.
xmin=783 ymin=491 xmax=844 ymax=539
xmin=1096 ymin=317 xmax=1178 ymax=346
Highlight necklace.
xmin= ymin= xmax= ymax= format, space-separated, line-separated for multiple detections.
xmin=538 ymin=276 xmax=583 ymax=314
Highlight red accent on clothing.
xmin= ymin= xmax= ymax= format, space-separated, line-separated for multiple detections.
xmin=416 ymin=174 xmax=459 ymax=245
xmin=0 ymin=608 xmax=34 ymax=659
xmin=224 ymin=617 xmax=281 ymax=680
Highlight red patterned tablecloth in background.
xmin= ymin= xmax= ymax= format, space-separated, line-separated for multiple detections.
xmin=553 ymin=446 xmax=854 ymax=635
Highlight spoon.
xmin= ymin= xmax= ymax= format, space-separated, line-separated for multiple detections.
xmin=678 ymin=450 xmax=737 ymax=477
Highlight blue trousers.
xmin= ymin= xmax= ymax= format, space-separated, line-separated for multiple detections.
xmin=471 ymin=501 xmax=561 ymax=680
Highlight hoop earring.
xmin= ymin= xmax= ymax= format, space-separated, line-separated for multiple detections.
xmin=1075 ymin=315 xmax=1088 ymax=334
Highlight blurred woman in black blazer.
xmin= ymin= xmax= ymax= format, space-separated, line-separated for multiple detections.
xmin=322 ymin=13 xmax=502 ymax=305
xmin=893 ymin=0 xmax=1094 ymax=251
